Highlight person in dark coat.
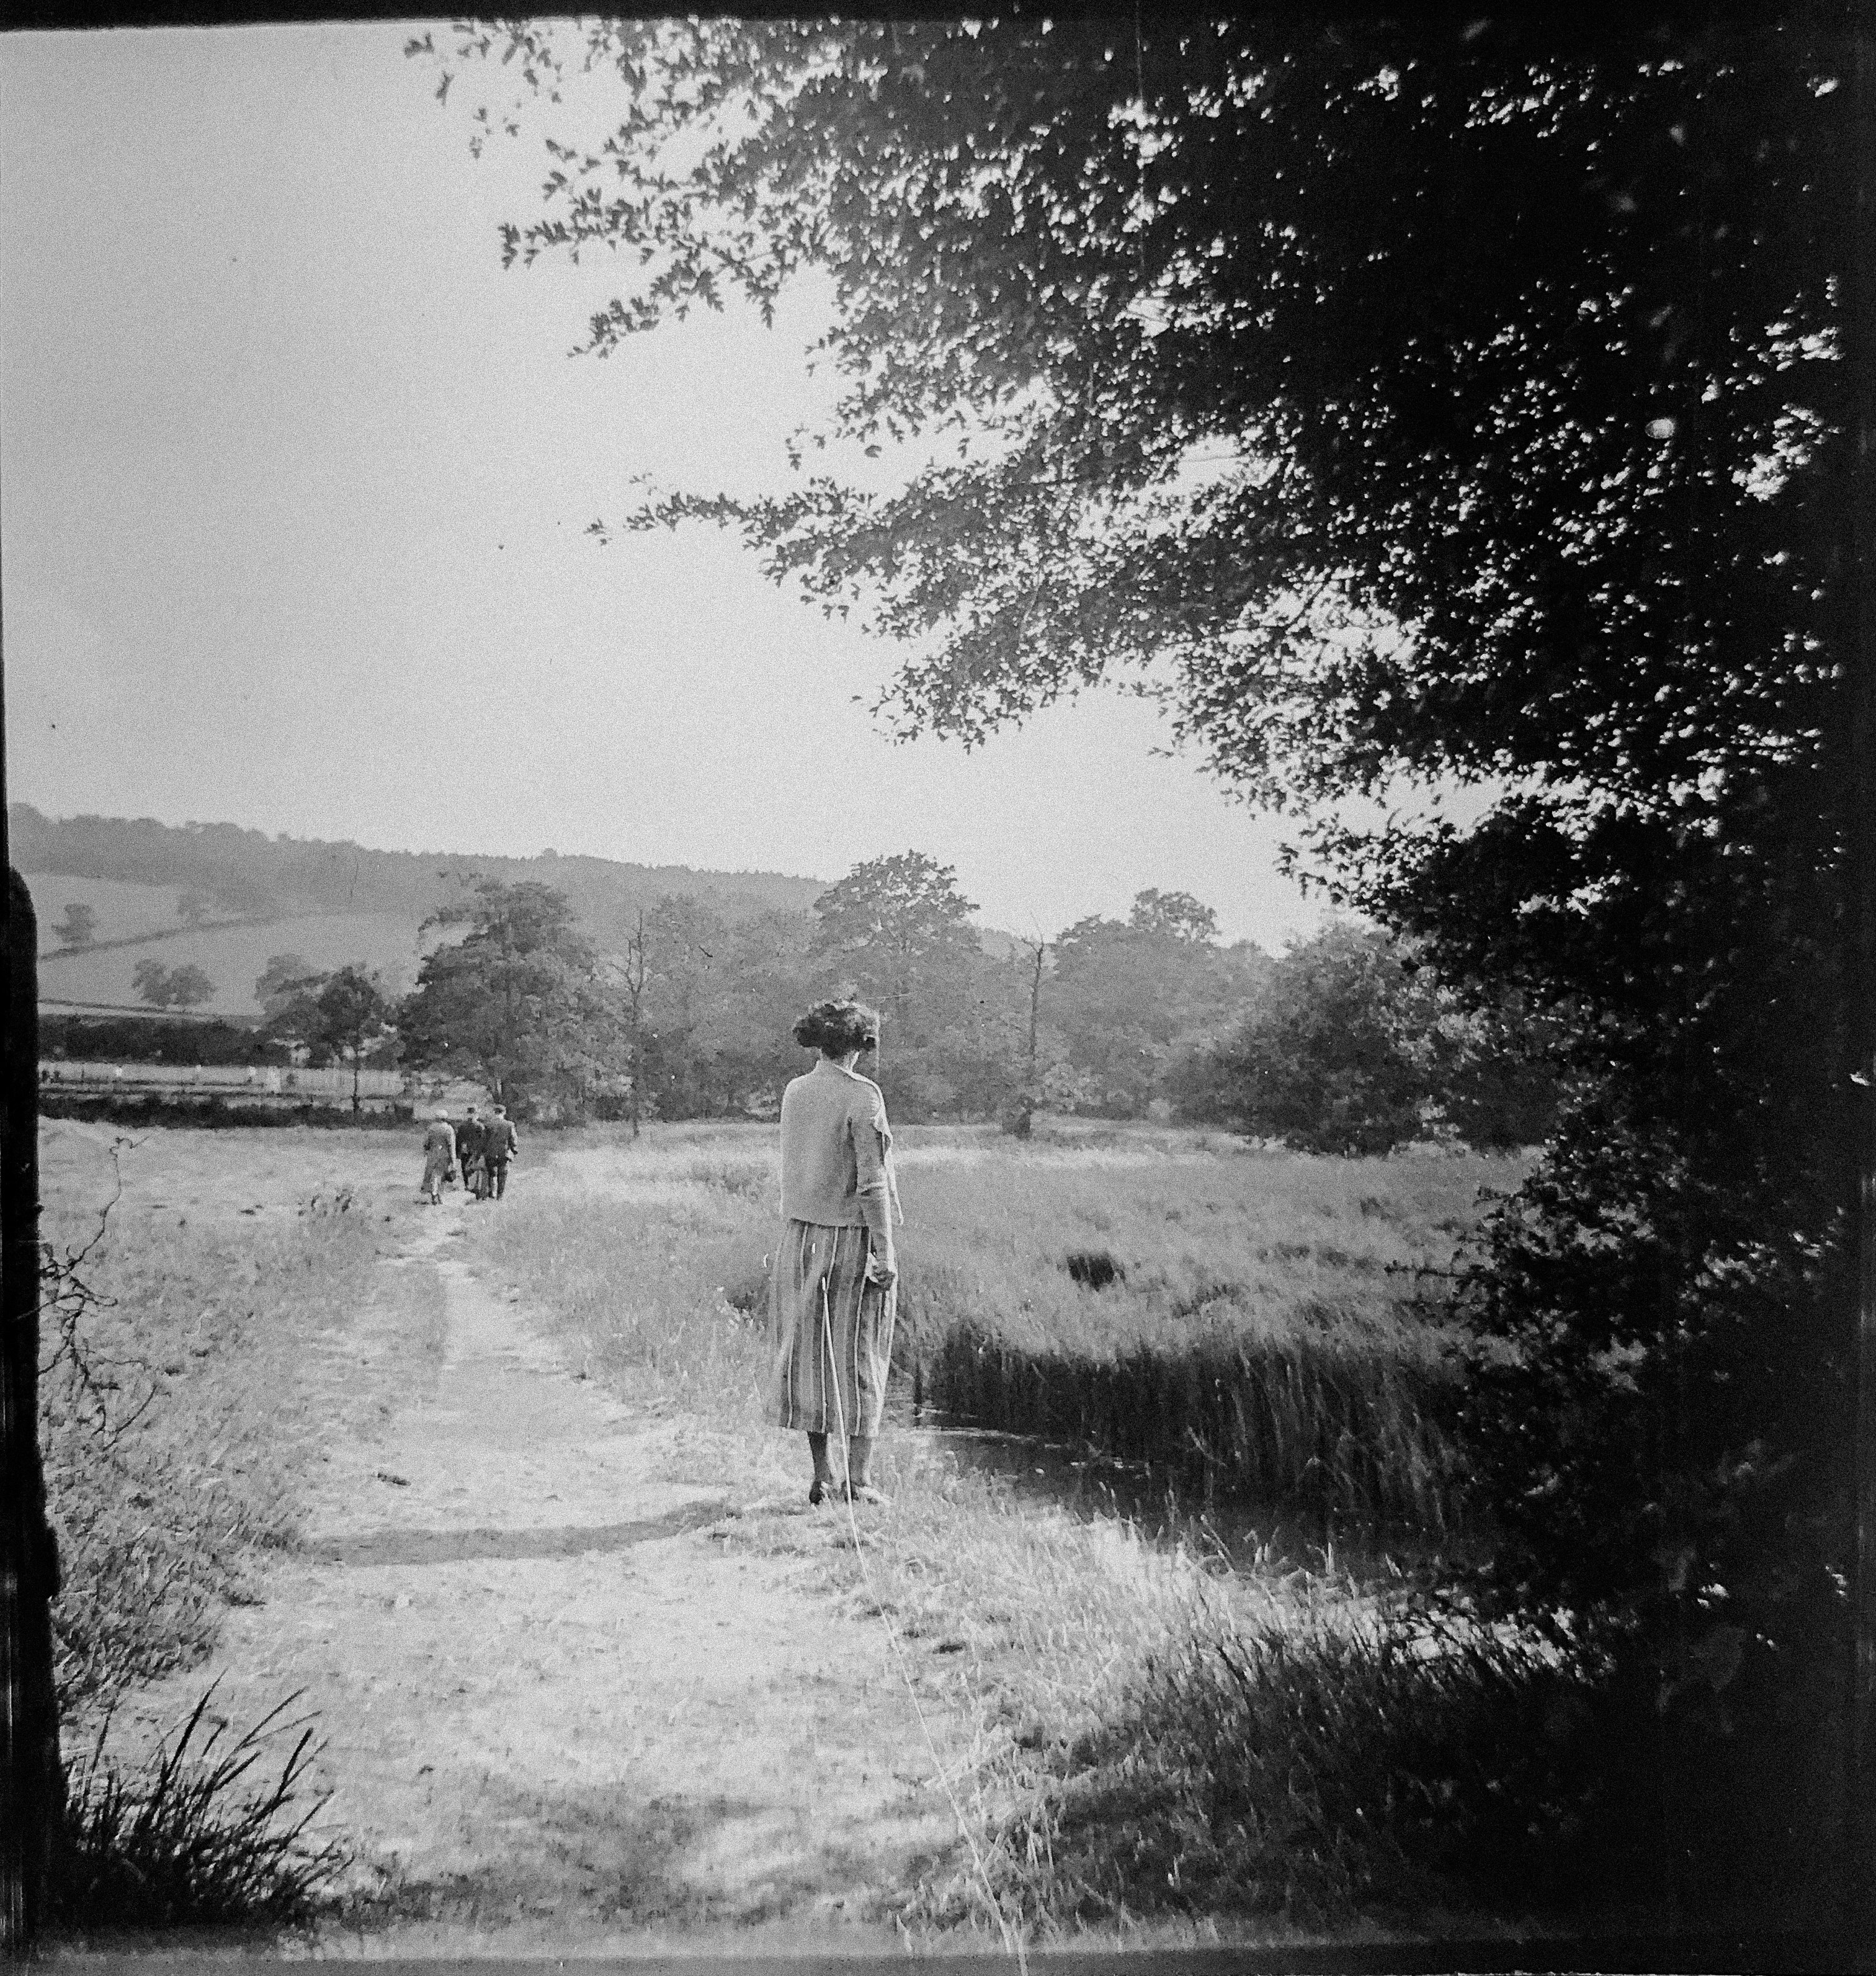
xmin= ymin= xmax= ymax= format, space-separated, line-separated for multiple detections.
xmin=456 ymin=1105 xmax=485 ymax=1198
xmin=482 ymin=1103 xmax=519 ymax=1199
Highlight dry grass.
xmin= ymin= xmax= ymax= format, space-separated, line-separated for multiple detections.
xmin=468 ymin=1155 xmax=772 ymax=1420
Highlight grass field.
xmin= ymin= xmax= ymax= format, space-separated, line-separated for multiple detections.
xmin=896 ymin=1137 xmax=1509 ymax=1536
xmin=481 ymin=1121 xmax=1517 ymax=1542
xmin=27 ymin=875 xmax=198 ymax=949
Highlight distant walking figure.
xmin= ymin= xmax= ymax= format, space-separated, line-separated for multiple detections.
xmin=457 ymin=1106 xmax=484 ymax=1197
xmin=770 ymin=999 xmax=901 ymax=1507
xmin=420 ymin=1115 xmax=457 ymax=1205
xmin=481 ymin=1104 xmax=519 ymax=1200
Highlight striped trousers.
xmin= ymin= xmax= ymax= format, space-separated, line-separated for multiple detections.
xmin=769 ymin=1220 xmax=896 ymax=1437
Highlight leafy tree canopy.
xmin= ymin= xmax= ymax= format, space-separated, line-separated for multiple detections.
xmin=424 ymin=17 xmax=1846 ymax=882
xmin=400 ymin=878 xmax=614 ymax=1111
xmin=311 ymin=966 xmax=395 ymax=1061
xmin=1128 ymin=888 xmax=1219 ymax=946
xmin=811 ymin=849 xmax=980 ymax=1021
xmin=255 ymin=952 xmax=325 ymax=1030
xmin=1047 ymin=891 xmax=1256 ymax=1116
xmin=1192 ymin=919 xmax=1560 ymax=1155
xmin=1205 ymin=921 xmax=1437 ymax=1156
xmin=306 ymin=965 xmax=398 ymax=1109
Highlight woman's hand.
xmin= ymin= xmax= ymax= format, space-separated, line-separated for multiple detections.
xmin=865 ymin=1251 xmax=898 ymax=1290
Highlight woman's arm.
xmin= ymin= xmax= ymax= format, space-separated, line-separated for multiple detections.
xmin=851 ymin=1093 xmax=898 ymax=1280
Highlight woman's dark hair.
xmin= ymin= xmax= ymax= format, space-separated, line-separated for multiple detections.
xmin=793 ymin=999 xmax=880 ymax=1057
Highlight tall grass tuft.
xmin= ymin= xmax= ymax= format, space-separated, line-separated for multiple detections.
xmin=976 ymin=1595 xmax=1846 ymax=1931
xmin=890 ymin=1147 xmax=1505 ymax=1536
xmin=926 ymin=1319 xmax=1458 ymax=1532
xmin=52 ymin=1686 xmax=346 ymax=1927
xmin=968 ymin=1606 xmax=1570 ymax=1928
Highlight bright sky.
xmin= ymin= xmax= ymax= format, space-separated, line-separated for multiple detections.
xmin=1 ymin=22 xmax=1327 ymax=948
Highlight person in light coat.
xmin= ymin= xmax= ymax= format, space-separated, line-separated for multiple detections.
xmin=769 ymin=999 xmax=901 ymax=1506
xmin=419 ymin=1114 xmax=457 ymax=1205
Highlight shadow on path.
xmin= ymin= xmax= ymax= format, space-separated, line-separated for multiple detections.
xmin=300 ymin=1499 xmax=734 ymax=1570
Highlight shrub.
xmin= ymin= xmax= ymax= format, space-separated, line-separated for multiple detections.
xmin=1062 ymin=1249 xmax=1124 ymax=1289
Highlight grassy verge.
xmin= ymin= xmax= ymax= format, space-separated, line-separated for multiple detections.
xmin=467 ymin=1149 xmax=774 ymax=1415
xmin=40 ymin=1173 xmax=438 ymax=1713
xmin=37 ymin=1124 xmax=445 ymax=1929
xmin=44 ymin=1197 xmax=377 ymax=1710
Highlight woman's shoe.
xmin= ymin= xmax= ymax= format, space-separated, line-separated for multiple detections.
xmin=847 ymin=1482 xmax=891 ymax=1508
xmin=808 ymin=1476 xmax=836 ymax=1506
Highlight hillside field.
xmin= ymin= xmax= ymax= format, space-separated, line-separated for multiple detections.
xmin=29 ymin=874 xmax=200 ymax=949
xmin=27 ymin=875 xmax=436 ymax=1020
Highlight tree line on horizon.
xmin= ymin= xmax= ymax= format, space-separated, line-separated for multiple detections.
xmin=223 ymin=854 xmax=1558 ymax=1152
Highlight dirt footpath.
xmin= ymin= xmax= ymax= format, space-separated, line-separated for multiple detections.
xmin=107 ymin=1188 xmax=961 ymax=1956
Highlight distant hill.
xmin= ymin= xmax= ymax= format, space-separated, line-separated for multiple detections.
xmin=12 ymin=805 xmax=828 ymax=926
xmin=15 ymin=806 xmax=832 ymax=1022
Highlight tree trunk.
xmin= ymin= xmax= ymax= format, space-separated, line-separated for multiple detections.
xmin=630 ymin=1017 xmax=642 ymax=1141
xmin=2 ymin=870 xmax=61 ymax=1949
xmin=627 ymin=913 xmax=648 ymax=1141
xmin=1847 ymin=14 xmax=1876 ymax=1947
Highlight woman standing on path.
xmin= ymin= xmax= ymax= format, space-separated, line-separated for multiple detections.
xmin=770 ymin=999 xmax=902 ymax=1506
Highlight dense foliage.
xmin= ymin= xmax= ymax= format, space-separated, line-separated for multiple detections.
xmin=130 ymin=960 xmax=214 ymax=1011
xmin=422 ymin=12 xmax=1860 ymax=1902
xmin=396 ymin=877 xmax=620 ymax=1111
xmin=40 ymin=1015 xmax=284 ymax=1068
xmin=1049 ymin=901 xmax=1266 ymax=1119
xmin=1188 ymin=922 xmax=1560 ymax=1155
